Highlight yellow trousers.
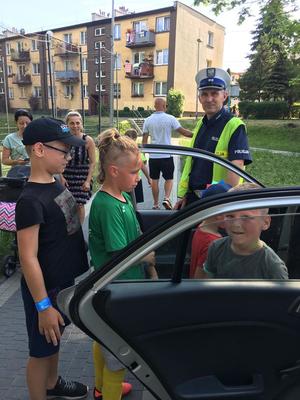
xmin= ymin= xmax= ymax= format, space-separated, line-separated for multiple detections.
xmin=93 ymin=341 xmax=125 ymax=400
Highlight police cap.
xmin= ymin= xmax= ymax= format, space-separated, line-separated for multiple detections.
xmin=195 ymin=67 xmax=231 ymax=91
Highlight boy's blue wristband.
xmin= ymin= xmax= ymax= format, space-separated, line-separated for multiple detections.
xmin=35 ymin=297 xmax=52 ymax=312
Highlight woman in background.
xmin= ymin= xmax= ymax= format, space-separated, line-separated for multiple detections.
xmin=2 ymin=109 xmax=33 ymax=168
xmin=62 ymin=110 xmax=96 ymax=223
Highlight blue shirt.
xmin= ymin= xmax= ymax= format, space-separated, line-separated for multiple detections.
xmin=189 ymin=108 xmax=252 ymax=190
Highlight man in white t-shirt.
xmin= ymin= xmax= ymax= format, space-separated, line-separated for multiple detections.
xmin=142 ymin=98 xmax=192 ymax=209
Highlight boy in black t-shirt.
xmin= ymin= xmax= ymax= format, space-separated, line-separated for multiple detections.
xmin=15 ymin=117 xmax=89 ymax=400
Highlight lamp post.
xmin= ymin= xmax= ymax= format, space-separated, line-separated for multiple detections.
xmin=79 ymin=47 xmax=85 ymax=126
xmin=46 ymin=31 xmax=55 ymax=117
xmin=109 ymin=0 xmax=115 ymax=127
xmin=195 ymin=38 xmax=202 ymax=119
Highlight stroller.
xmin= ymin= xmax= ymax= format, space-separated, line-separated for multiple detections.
xmin=0 ymin=166 xmax=29 ymax=277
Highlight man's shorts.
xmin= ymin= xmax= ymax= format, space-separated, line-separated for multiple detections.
xmin=21 ymin=277 xmax=72 ymax=358
xmin=149 ymin=157 xmax=174 ymax=180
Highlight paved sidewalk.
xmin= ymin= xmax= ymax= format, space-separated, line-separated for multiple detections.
xmin=0 ymin=271 xmax=154 ymax=400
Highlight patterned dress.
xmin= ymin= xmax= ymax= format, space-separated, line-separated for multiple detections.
xmin=63 ymin=135 xmax=92 ymax=205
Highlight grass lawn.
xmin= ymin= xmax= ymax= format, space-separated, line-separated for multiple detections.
xmin=179 ymin=118 xmax=300 ymax=153
xmin=247 ymin=151 xmax=300 ymax=187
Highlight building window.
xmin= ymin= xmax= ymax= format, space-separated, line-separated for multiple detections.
xmin=95 ymin=57 xmax=105 ymax=64
xmin=80 ymin=31 xmax=87 ymax=45
xmin=133 ymin=20 xmax=147 ymax=33
xmin=82 ymin=57 xmax=88 ymax=71
xmin=114 ymin=54 xmax=121 ymax=70
xmin=0 ymin=87 xmax=4 ymax=94
xmin=32 ymin=63 xmax=40 ymax=75
xmin=96 ymin=84 xmax=105 ymax=92
xmin=114 ymin=24 xmax=121 ymax=40
xmin=20 ymin=87 xmax=27 ymax=98
xmin=83 ymin=85 xmax=88 ymax=97
xmin=113 ymin=83 xmax=121 ymax=98
xmin=207 ymin=31 xmax=214 ymax=47
xmin=133 ymin=51 xmax=145 ymax=64
xmin=7 ymin=65 xmax=13 ymax=76
xmin=17 ymin=42 xmax=24 ymax=52
xmin=132 ymin=82 xmax=144 ymax=97
xmin=33 ymin=86 xmax=42 ymax=98
xmin=6 ymin=43 xmax=11 ymax=55
xmin=64 ymin=34 xmax=72 ymax=43
xmin=95 ymin=27 xmax=105 ymax=36
xmin=156 ymin=16 xmax=170 ymax=32
xmin=156 ymin=49 xmax=168 ymax=65
xmin=64 ymin=60 xmax=73 ymax=71
xmin=8 ymin=88 xmax=14 ymax=99
xmin=64 ymin=85 xmax=74 ymax=98
xmin=31 ymin=39 xmax=38 ymax=51
xmin=95 ymin=71 xmax=106 ymax=78
xmin=95 ymin=41 xmax=105 ymax=49
xmin=154 ymin=81 xmax=167 ymax=96
xmin=206 ymin=59 xmax=212 ymax=67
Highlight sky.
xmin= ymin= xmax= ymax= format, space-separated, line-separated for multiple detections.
xmin=0 ymin=0 xmax=298 ymax=72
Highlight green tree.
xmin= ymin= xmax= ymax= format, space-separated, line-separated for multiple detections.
xmin=239 ymin=0 xmax=299 ymax=103
xmin=166 ymin=88 xmax=185 ymax=117
xmin=193 ymin=0 xmax=297 ymax=24
xmin=239 ymin=35 xmax=274 ymax=101
xmin=264 ymin=54 xmax=290 ymax=100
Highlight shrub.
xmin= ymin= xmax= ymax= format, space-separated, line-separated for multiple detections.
xmin=137 ymin=106 xmax=144 ymax=112
xmin=239 ymin=101 xmax=289 ymax=119
xmin=167 ymin=88 xmax=185 ymax=117
xmin=123 ymin=106 xmax=130 ymax=113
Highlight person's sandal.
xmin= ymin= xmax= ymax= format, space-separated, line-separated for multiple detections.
xmin=152 ymin=205 xmax=160 ymax=210
xmin=162 ymin=198 xmax=173 ymax=210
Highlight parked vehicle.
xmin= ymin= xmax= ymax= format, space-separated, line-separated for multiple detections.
xmin=58 ymin=145 xmax=300 ymax=400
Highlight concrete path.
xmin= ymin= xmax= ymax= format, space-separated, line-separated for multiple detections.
xmin=0 ymin=271 xmax=155 ymax=400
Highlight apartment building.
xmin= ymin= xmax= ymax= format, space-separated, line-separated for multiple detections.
xmin=0 ymin=24 xmax=88 ymax=115
xmin=88 ymin=2 xmax=225 ymax=113
xmin=0 ymin=1 xmax=225 ymax=115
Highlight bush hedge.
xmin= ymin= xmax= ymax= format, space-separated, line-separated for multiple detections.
xmin=114 ymin=108 xmax=152 ymax=117
xmin=239 ymin=101 xmax=290 ymax=119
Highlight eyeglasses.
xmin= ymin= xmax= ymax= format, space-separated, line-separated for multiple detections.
xmin=43 ymin=143 xmax=72 ymax=158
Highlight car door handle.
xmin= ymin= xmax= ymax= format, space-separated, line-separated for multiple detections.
xmin=176 ymin=373 xmax=264 ymax=399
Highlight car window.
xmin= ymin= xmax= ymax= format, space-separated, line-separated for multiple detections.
xmin=111 ymin=205 xmax=299 ymax=282
xmin=136 ymin=146 xmax=260 ymax=211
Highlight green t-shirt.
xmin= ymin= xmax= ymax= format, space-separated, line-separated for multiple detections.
xmin=89 ymin=191 xmax=144 ymax=279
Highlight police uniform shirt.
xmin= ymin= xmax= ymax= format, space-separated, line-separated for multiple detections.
xmin=189 ymin=108 xmax=252 ymax=190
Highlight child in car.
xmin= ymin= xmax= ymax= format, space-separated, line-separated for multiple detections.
xmin=190 ymin=181 xmax=231 ymax=278
xmin=203 ymin=183 xmax=289 ymax=279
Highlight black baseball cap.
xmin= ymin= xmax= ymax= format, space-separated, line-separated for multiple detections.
xmin=23 ymin=117 xmax=85 ymax=146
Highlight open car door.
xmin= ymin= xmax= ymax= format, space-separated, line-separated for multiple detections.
xmin=58 ymin=147 xmax=300 ymax=400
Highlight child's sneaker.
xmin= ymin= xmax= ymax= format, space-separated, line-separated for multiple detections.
xmin=47 ymin=376 xmax=88 ymax=399
xmin=93 ymin=382 xmax=132 ymax=399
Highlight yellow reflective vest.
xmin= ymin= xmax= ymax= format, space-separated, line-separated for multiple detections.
xmin=178 ymin=117 xmax=245 ymax=198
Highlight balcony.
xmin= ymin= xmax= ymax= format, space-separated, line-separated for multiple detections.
xmin=10 ymin=50 xmax=30 ymax=62
xmin=55 ymin=70 xmax=80 ymax=83
xmin=54 ymin=43 xmax=79 ymax=57
xmin=12 ymin=74 xmax=32 ymax=85
xmin=125 ymin=62 xmax=154 ymax=79
xmin=125 ymin=30 xmax=155 ymax=48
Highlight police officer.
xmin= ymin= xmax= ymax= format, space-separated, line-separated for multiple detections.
xmin=176 ymin=67 xmax=252 ymax=208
